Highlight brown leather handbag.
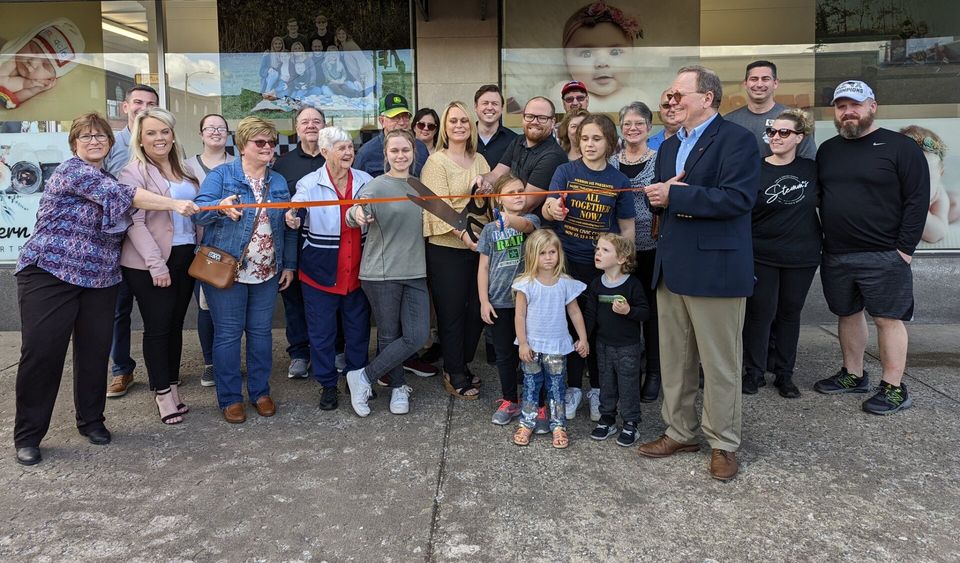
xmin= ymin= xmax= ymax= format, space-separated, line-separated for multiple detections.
xmin=189 ymin=207 xmax=262 ymax=289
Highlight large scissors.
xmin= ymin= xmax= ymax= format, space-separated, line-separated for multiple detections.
xmin=406 ymin=177 xmax=487 ymax=243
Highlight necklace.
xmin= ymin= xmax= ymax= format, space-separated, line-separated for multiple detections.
xmin=619 ymin=147 xmax=654 ymax=165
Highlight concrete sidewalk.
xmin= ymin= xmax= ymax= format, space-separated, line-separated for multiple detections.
xmin=0 ymin=325 xmax=958 ymax=562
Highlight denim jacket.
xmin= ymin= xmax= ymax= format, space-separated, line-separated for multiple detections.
xmin=192 ymin=158 xmax=297 ymax=272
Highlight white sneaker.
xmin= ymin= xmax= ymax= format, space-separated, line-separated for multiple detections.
xmin=287 ymin=358 xmax=310 ymax=379
xmin=345 ymin=368 xmax=372 ymax=417
xmin=564 ymin=387 xmax=583 ymax=420
xmin=588 ymin=388 xmax=601 ymax=422
xmin=390 ymin=385 xmax=412 ymax=415
xmin=334 ymin=353 xmax=346 ymax=373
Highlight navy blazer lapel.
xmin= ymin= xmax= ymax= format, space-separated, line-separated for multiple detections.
xmin=682 ymin=115 xmax=723 ymax=176
xmin=658 ymin=136 xmax=681 ymax=181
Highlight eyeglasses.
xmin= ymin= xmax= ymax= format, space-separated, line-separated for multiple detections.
xmin=522 ymin=113 xmax=554 ymax=124
xmin=659 ymin=103 xmax=671 ymax=109
xmin=415 ymin=122 xmax=438 ymax=132
xmin=665 ymin=90 xmax=703 ymax=103
xmin=563 ymin=94 xmax=587 ymax=104
xmin=202 ymin=126 xmax=228 ymax=134
xmin=250 ymin=139 xmax=278 ymax=148
xmin=621 ymin=120 xmax=648 ymax=129
xmin=765 ymin=127 xmax=802 ymax=139
xmin=78 ymin=134 xmax=109 ymax=144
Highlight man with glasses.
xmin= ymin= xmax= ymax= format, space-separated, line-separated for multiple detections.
xmin=474 ymin=84 xmax=517 ymax=169
xmin=813 ymin=80 xmax=928 ymax=415
xmin=560 ymin=80 xmax=589 ymax=113
xmin=272 ymin=105 xmax=327 ymax=380
xmin=355 ymin=93 xmax=430 ymax=177
xmin=479 ymin=96 xmax=567 ymax=214
xmin=724 ymin=60 xmax=815 ymax=159
xmin=647 ymin=89 xmax=681 ymax=152
xmin=103 ymin=84 xmax=159 ymax=400
xmin=637 ymin=65 xmax=760 ymax=481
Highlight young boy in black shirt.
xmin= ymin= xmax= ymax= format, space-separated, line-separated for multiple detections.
xmin=583 ymin=233 xmax=649 ymax=446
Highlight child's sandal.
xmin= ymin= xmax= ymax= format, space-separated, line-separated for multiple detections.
xmin=513 ymin=426 xmax=533 ymax=446
xmin=552 ymin=428 xmax=569 ymax=449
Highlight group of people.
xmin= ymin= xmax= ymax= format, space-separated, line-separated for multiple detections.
xmin=12 ymin=61 xmax=929 ymax=483
xmin=259 ymin=14 xmax=374 ymax=101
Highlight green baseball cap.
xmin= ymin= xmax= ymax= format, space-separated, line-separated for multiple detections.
xmin=379 ymin=93 xmax=411 ymax=118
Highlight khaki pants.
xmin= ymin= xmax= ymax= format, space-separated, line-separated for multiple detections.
xmin=657 ymin=283 xmax=745 ymax=451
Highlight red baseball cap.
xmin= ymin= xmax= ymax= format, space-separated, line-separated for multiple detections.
xmin=561 ymin=80 xmax=588 ymax=97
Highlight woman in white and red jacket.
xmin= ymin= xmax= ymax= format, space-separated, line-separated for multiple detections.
xmin=119 ymin=108 xmax=199 ymax=425
xmin=285 ymin=126 xmax=373 ymax=410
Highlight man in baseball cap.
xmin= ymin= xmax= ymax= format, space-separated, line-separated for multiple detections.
xmin=814 ymin=79 xmax=929 ymax=415
xmin=560 ymin=80 xmax=589 ymax=113
xmin=355 ymin=92 xmax=430 ymax=177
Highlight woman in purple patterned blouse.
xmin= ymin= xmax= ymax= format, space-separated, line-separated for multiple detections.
xmin=13 ymin=112 xmax=199 ymax=467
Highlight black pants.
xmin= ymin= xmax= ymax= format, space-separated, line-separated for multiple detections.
xmin=122 ymin=245 xmax=196 ymax=390
xmin=14 ymin=266 xmax=119 ymax=448
xmin=490 ymin=307 xmax=520 ymax=403
xmin=743 ymin=262 xmax=818 ymax=379
xmin=634 ymin=248 xmax=661 ymax=378
xmin=566 ymin=260 xmax=601 ymax=389
xmin=426 ymin=243 xmax=482 ymax=388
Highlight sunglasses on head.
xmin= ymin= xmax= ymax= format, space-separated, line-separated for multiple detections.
xmin=251 ymin=139 xmax=278 ymax=148
xmin=765 ymin=127 xmax=801 ymax=139
xmin=415 ymin=122 xmax=438 ymax=131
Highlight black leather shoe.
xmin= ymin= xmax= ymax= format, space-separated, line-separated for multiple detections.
xmin=16 ymin=447 xmax=41 ymax=466
xmin=640 ymin=372 xmax=660 ymax=403
xmin=775 ymin=374 xmax=801 ymax=398
xmin=319 ymin=386 xmax=338 ymax=411
xmin=79 ymin=427 xmax=112 ymax=445
xmin=742 ymin=373 xmax=759 ymax=395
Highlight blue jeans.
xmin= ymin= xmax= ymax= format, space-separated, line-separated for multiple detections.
xmin=361 ymin=279 xmax=431 ymax=387
xmin=302 ymin=283 xmax=370 ymax=388
xmin=519 ymin=352 xmax=567 ymax=431
xmin=195 ymin=284 xmax=214 ymax=365
xmin=280 ymin=276 xmax=310 ymax=361
xmin=203 ymin=276 xmax=279 ymax=409
xmin=110 ymin=279 xmax=136 ymax=376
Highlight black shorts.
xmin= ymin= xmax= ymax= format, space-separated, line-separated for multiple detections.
xmin=820 ymin=250 xmax=914 ymax=321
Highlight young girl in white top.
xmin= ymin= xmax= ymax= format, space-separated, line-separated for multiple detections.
xmin=512 ymin=229 xmax=589 ymax=449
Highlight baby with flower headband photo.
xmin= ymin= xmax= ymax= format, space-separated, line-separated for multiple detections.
xmin=0 ymin=18 xmax=85 ymax=110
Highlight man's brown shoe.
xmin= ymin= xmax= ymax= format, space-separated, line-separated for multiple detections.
xmin=710 ymin=449 xmax=739 ymax=481
xmin=637 ymin=434 xmax=700 ymax=458
xmin=253 ymin=395 xmax=276 ymax=417
xmin=222 ymin=403 xmax=246 ymax=424
xmin=106 ymin=374 xmax=134 ymax=398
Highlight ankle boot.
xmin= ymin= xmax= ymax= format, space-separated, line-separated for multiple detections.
xmin=774 ymin=373 xmax=801 ymax=398
xmin=640 ymin=372 xmax=661 ymax=403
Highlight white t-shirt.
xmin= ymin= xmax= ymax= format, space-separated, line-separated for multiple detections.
xmin=512 ymin=276 xmax=586 ymax=355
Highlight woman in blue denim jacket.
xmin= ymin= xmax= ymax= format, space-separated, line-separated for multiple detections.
xmin=192 ymin=116 xmax=297 ymax=424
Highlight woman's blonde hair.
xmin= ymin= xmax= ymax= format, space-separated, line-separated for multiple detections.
xmin=235 ymin=116 xmax=278 ymax=152
xmin=558 ymin=108 xmax=589 ymax=153
xmin=516 ymin=228 xmax=567 ymax=283
xmin=437 ymin=101 xmax=478 ymax=155
xmin=129 ymin=108 xmax=197 ymax=184
xmin=775 ymin=108 xmax=814 ymax=136
xmin=597 ymin=232 xmax=636 ymax=273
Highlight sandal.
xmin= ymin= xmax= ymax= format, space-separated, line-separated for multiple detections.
xmin=513 ymin=426 xmax=533 ymax=446
xmin=552 ymin=427 xmax=569 ymax=449
xmin=170 ymin=383 xmax=188 ymax=414
xmin=465 ymin=367 xmax=482 ymax=388
xmin=442 ymin=371 xmax=479 ymax=401
xmin=155 ymin=389 xmax=183 ymax=425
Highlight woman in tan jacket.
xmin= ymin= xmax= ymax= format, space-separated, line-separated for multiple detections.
xmin=422 ymin=101 xmax=491 ymax=399
xmin=119 ymin=108 xmax=200 ymax=424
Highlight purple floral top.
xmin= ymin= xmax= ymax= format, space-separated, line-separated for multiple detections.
xmin=16 ymin=157 xmax=137 ymax=288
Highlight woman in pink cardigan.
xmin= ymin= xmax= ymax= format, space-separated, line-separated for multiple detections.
xmin=119 ymin=108 xmax=200 ymax=424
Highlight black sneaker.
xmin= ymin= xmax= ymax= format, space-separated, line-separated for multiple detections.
xmin=862 ymin=382 xmax=913 ymax=415
xmin=742 ymin=372 xmax=759 ymax=395
xmin=590 ymin=420 xmax=618 ymax=441
xmin=616 ymin=422 xmax=640 ymax=447
xmin=814 ymin=367 xmax=870 ymax=394
xmin=318 ymin=386 xmax=338 ymax=411
xmin=774 ymin=374 xmax=801 ymax=399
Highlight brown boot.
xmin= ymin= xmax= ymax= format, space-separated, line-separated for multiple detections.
xmin=709 ymin=449 xmax=739 ymax=481
xmin=637 ymin=434 xmax=700 ymax=458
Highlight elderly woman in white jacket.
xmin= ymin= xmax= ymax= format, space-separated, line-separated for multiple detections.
xmin=284 ymin=126 xmax=373 ymax=411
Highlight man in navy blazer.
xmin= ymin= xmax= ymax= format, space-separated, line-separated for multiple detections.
xmin=637 ymin=65 xmax=760 ymax=481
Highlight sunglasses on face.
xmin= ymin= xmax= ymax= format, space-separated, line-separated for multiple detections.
xmin=415 ymin=122 xmax=438 ymax=131
xmin=665 ymin=90 xmax=701 ymax=103
xmin=563 ymin=94 xmax=587 ymax=103
xmin=765 ymin=127 xmax=801 ymax=139
xmin=250 ymin=139 xmax=278 ymax=148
